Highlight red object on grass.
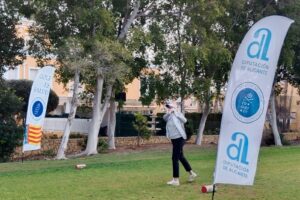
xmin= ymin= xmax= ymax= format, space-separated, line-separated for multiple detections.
xmin=201 ymin=185 xmax=215 ymax=193
xmin=201 ymin=185 xmax=208 ymax=193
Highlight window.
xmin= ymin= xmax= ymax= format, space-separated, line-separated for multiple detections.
xmin=29 ymin=68 xmax=39 ymax=80
xmin=3 ymin=67 xmax=19 ymax=80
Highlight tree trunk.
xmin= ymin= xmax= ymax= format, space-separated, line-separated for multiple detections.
xmin=283 ymin=80 xmax=288 ymax=131
xmin=105 ymin=0 xmax=142 ymax=149
xmin=84 ymin=82 xmax=113 ymax=155
xmin=180 ymin=97 xmax=185 ymax=114
xmin=195 ymin=101 xmax=210 ymax=145
xmin=107 ymin=98 xmax=116 ymax=149
xmin=84 ymin=72 xmax=104 ymax=155
xmin=213 ymin=96 xmax=220 ymax=113
xmin=118 ymin=0 xmax=140 ymax=40
xmin=56 ymin=68 xmax=80 ymax=159
xmin=269 ymin=90 xmax=283 ymax=146
xmin=287 ymin=86 xmax=293 ymax=131
xmin=137 ymin=132 xmax=140 ymax=147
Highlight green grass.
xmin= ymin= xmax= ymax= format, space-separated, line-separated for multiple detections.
xmin=1 ymin=145 xmax=300 ymax=200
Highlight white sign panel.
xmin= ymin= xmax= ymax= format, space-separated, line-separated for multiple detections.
xmin=214 ymin=16 xmax=293 ymax=185
xmin=23 ymin=66 xmax=55 ymax=152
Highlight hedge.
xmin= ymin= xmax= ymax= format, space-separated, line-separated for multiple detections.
xmin=155 ymin=113 xmax=222 ymax=136
xmin=112 ymin=113 xmax=222 ymax=137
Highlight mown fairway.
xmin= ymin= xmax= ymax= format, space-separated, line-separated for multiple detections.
xmin=1 ymin=145 xmax=300 ymax=200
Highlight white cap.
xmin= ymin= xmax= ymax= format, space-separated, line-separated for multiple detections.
xmin=165 ymin=99 xmax=175 ymax=108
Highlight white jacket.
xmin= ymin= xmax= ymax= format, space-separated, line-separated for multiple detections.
xmin=163 ymin=111 xmax=187 ymax=140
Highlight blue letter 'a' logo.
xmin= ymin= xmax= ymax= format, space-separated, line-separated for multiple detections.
xmin=247 ymin=28 xmax=271 ymax=61
xmin=226 ymin=132 xmax=249 ymax=165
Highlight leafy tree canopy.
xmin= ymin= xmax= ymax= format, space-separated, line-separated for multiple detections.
xmin=0 ymin=0 xmax=25 ymax=76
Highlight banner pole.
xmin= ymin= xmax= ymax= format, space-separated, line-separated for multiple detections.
xmin=211 ymin=184 xmax=216 ymax=200
xmin=22 ymin=117 xmax=26 ymax=163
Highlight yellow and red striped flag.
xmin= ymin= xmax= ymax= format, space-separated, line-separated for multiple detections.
xmin=26 ymin=124 xmax=42 ymax=146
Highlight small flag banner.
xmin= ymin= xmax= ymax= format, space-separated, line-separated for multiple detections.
xmin=26 ymin=124 xmax=42 ymax=145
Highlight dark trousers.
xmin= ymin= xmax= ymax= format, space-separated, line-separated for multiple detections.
xmin=171 ymin=137 xmax=192 ymax=178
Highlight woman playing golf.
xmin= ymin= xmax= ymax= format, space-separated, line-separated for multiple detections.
xmin=163 ymin=100 xmax=197 ymax=186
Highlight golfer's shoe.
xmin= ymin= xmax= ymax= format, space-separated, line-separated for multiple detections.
xmin=167 ymin=179 xmax=180 ymax=186
xmin=188 ymin=171 xmax=197 ymax=182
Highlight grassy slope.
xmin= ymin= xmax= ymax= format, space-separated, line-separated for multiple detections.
xmin=0 ymin=145 xmax=300 ymax=200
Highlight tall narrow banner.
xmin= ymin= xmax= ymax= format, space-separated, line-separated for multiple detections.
xmin=23 ymin=66 xmax=55 ymax=152
xmin=214 ymin=16 xmax=293 ymax=185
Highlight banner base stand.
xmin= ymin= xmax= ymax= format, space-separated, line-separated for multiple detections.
xmin=201 ymin=184 xmax=216 ymax=199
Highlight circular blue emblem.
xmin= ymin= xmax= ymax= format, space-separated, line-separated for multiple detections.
xmin=235 ymin=88 xmax=260 ymax=118
xmin=231 ymin=82 xmax=264 ymax=123
xmin=32 ymin=100 xmax=43 ymax=118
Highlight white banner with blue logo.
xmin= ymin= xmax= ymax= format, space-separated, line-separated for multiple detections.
xmin=214 ymin=16 xmax=293 ymax=185
xmin=23 ymin=66 xmax=55 ymax=152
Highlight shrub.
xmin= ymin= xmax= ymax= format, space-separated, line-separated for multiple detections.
xmin=48 ymin=134 xmax=60 ymax=139
xmin=41 ymin=149 xmax=56 ymax=157
xmin=79 ymin=137 xmax=108 ymax=153
xmin=133 ymin=113 xmax=151 ymax=146
xmin=79 ymin=137 xmax=88 ymax=151
xmin=69 ymin=133 xmax=86 ymax=139
xmin=97 ymin=139 xmax=108 ymax=153
xmin=0 ymin=84 xmax=23 ymax=162
xmin=185 ymin=121 xmax=193 ymax=141
xmin=0 ymin=119 xmax=23 ymax=162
